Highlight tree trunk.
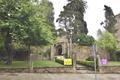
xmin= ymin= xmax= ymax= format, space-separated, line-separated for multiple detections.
xmin=4 ymin=28 xmax=12 ymax=65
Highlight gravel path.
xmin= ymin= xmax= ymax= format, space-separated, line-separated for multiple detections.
xmin=0 ymin=73 xmax=119 ymax=80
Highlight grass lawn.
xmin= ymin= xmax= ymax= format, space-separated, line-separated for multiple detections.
xmin=0 ymin=60 xmax=64 ymax=68
xmin=105 ymin=61 xmax=120 ymax=66
xmin=0 ymin=61 xmax=29 ymax=68
xmin=33 ymin=60 xmax=64 ymax=68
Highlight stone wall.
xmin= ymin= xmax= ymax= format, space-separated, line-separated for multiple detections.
xmin=99 ymin=66 xmax=120 ymax=73
xmin=115 ymin=14 xmax=120 ymax=46
xmin=0 ymin=67 xmax=74 ymax=73
xmin=97 ymin=55 xmax=120 ymax=74
xmin=73 ymin=45 xmax=92 ymax=60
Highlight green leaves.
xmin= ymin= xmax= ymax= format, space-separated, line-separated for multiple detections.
xmin=73 ymin=34 xmax=95 ymax=46
xmin=0 ymin=0 xmax=55 ymax=46
xmin=57 ymin=0 xmax=88 ymax=36
xmin=97 ymin=31 xmax=117 ymax=52
xmin=104 ymin=5 xmax=117 ymax=33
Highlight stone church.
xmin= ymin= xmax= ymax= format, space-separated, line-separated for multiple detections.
xmin=115 ymin=13 xmax=120 ymax=47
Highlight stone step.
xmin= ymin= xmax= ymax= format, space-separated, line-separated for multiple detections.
xmin=76 ymin=67 xmax=93 ymax=70
xmin=75 ymin=69 xmax=95 ymax=74
xmin=76 ymin=65 xmax=94 ymax=70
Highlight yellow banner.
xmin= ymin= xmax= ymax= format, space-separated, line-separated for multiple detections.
xmin=64 ymin=59 xmax=72 ymax=65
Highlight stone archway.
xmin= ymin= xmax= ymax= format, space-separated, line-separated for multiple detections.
xmin=56 ymin=44 xmax=63 ymax=55
xmin=50 ymin=41 xmax=68 ymax=59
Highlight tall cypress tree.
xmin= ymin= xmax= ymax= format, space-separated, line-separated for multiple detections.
xmin=57 ymin=0 xmax=88 ymax=36
xmin=104 ymin=5 xmax=117 ymax=33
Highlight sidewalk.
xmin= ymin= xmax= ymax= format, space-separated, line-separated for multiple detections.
xmin=0 ymin=73 xmax=119 ymax=80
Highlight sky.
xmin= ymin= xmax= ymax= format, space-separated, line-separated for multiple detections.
xmin=49 ymin=0 xmax=120 ymax=39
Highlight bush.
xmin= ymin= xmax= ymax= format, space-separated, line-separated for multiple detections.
xmin=55 ymin=58 xmax=64 ymax=65
xmin=86 ymin=56 xmax=94 ymax=61
xmin=55 ymin=56 xmax=72 ymax=66
xmin=73 ymin=34 xmax=95 ymax=46
xmin=97 ymin=31 xmax=117 ymax=52
xmin=77 ymin=60 xmax=98 ymax=69
xmin=86 ymin=56 xmax=98 ymax=66
xmin=55 ymin=56 xmax=64 ymax=65
xmin=55 ymin=56 xmax=64 ymax=60
xmin=86 ymin=56 xmax=98 ymax=61
xmin=77 ymin=60 xmax=94 ymax=67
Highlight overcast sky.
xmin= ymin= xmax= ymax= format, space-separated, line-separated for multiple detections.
xmin=49 ymin=0 xmax=120 ymax=39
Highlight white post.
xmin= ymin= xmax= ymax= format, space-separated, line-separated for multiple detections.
xmin=70 ymin=36 xmax=72 ymax=57
xmin=29 ymin=54 xmax=33 ymax=72
xmin=67 ymin=42 xmax=70 ymax=58
xmin=93 ymin=44 xmax=98 ymax=80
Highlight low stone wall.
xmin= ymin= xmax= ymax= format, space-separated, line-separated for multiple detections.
xmin=0 ymin=67 xmax=74 ymax=73
xmin=33 ymin=67 xmax=73 ymax=73
xmin=99 ymin=66 xmax=120 ymax=73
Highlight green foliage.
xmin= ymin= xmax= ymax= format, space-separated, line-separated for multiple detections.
xmin=104 ymin=5 xmax=117 ymax=33
xmin=97 ymin=31 xmax=117 ymax=52
xmin=73 ymin=34 xmax=95 ymax=46
xmin=55 ymin=58 xmax=64 ymax=65
xmin=56 ymin=28 xmax=66 ymax=37
xmin=77 ymin=60 xmax=95 ymax=68
xmin=86 ymin=56 xmax=96 ymax=61
xmin=0 ymin=35 xmax=4 ymax=50
xmin=0 ymin=0 xmax=56 ymax=64
xmin=57 ymin=0 xmax=88 ymax=36
xmin=0 ymin=0 xmax=55 ymax=46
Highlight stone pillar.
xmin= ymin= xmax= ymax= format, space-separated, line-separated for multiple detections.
xmin=50 ymin=45 xmax=55 ymax=60
xmin=62 ymin=42 xmax=66 ymax=55
xmin=67 ymin=42 xmax=70 ymax=58
xmin=72 ymin=51 xmax=76 ymax=71
xmin=97 ymin=55 xmax=101 ymax=72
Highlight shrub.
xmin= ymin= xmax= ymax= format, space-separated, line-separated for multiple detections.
xmin=86 ymin=56 xmax=98 ymax=61
xmin=55 ymin=56 xmax=64 ymax=65
xmin=55 ymin=56 xmax=72 ymax=66
xmin=97 ymin=31 xmax=117 ymax=52
xmin=73 ymin=34 xmax=95 ymax=46
xmin=77 ymin=60 xmax=98 ymax=69
xmin=55 ymin=58 xmax=64 ymax=65
xmin=77 ymin=60 xmax=94 ymax=67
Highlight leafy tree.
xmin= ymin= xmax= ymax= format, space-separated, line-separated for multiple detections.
xmin=97 ymin=31 xmax=117 ymax=52
xmin=0 ymin=0 xmax=55 ymax=64
xmin=56 ymin=0 xmax=88 ymax=36
xmin=103 ymin=5 xmax=117 ymax=33
xmin=56 ymin=28 xmax=66 ymax=37
xmin=73 ymin=34 xmax=95 ymax=46
xmin=37 ymin=0 xmax=56 ymax=33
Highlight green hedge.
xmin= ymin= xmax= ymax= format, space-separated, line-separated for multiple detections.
xmin=55 ymin=56 xmax=73 ymax=66
xmin=86 ymin=56 xmax=98 ymax=62
xmin=55 ymin=58 xmax=64 ymax=65
xmin=55 ymin=56 xmax=64 ymax=65
xmin=77 ymin=60 xmax=97 ymax=68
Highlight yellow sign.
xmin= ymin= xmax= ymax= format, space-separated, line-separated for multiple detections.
xmin=64 ymin=59 xmax=72 ymax=65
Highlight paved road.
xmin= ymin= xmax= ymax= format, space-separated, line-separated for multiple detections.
xmin=0 ymin=73 xmax=119 ymax=80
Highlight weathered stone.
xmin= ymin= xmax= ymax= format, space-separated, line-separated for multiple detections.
xmin=99 ymin=66 xmax=120 ymax=73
